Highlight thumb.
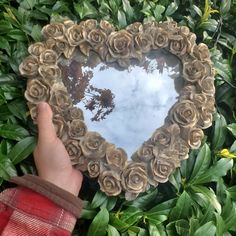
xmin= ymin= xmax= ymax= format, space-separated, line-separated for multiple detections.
xmin=36 ymin=102 xmax=57 ymax=143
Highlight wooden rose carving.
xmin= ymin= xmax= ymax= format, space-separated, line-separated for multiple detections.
xmin=19 ymin=19 xmax=215 ymax=200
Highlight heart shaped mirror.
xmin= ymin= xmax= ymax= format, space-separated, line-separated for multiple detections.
xmin=19 ymin=19 xmax=215 ymax=200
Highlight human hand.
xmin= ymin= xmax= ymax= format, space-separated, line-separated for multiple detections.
xmin=33 ymin=102 xmax=83 ymax=196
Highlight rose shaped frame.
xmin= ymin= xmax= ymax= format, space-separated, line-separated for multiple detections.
xmin=19 ymin=19 xmax=215 ymax=200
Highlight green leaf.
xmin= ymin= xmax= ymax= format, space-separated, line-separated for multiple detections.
xmin=165 ymin=2 xmax=178 ymax=16
xmin=169 ymin=191 xmax=192 ymax=221
xmin=148 ymin=223 xmax=161 ymax=236
xmin=0 ymin=153 xmax=17 ymax=180
xmin=125 ymin=188 xmax=157 ymax=209
xmin=74 ymin=2 xmax=98 ymax=19
xmin=212 ymin=113 xmax=227 ymax=150
xmin=87 ymin=207 xmax=109 ymax=236
xmin=0 ymin=105 xmax=12 ymax=121
xmin=7 ymin=99 xmax=27 ymax=121
xmin=153 ymin=5 xmax=165 ymax=21
xmin=194 ymin=221 xmax=216 ymax=236
xmin=8 ymin=29 xmax=27 ymax=41
xmin=120 ymin=207 xmax=143 ymax=225
xmin=8 ymin=136 xmax=36 ymax=165
xmin=19 ymin=0 xmax=37 ymax=9
xmin=190 ymin=186 xmax=221 ymax=214
xmin=118 ymin=10 xmax=127 ymax=28
xmin=91 ymin=190 xmax=108 ymax=209
xmin=31 ymin=24 xmax=42 ymax=41
xmin=0 ymin=36 xmax=11 ymax=55
xmin=0 ymin=124 xmax=30 ymax=141
xmin=110 ymin=214 xmax=130 ymax=232
xmin=147 ymin=198 xmax=176 ymax=216
xmin=175 ymin=219 xmax=189 ymax=235
xmin=107 ymin=224 xmax=120 ymax=236
xmin=0 ymin=20 xmax=13 ymax=34
xmin=191 ymin=158 xmax=233 ymax=184
xmin=227 ymin=186 xmax=236 ymax=200
xmin=227 ymin=123 xmax=236 ymax=138
xmin=220 ymin=0 xmax=231 ymax=16
xmin=215 ymin=213 xmax=225 ymax=236
xmin=122 ymin=0 xmax=134 ymax=20
xmin=189 ymin=144 xmax=211 ymax=182
xmin=199 ymin=19 xmax=218 ymax=32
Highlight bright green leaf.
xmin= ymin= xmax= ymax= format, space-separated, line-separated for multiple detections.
xmin=87 ymin=208 xmax=109 ymax=236
xmin=107 ymin=224 xmax=120 ymax=236
xmin=227 ymin=123 xmax=236 ymax=138
xmin=165 ymin=2 xmax=178 ymax=16
xmin=194 ymin=221 xmax=216 ymax=236
xmin=8 ymin=136 xmax=36 ymax=165
xmin=212 ymin=113 xmax=227 ymax=150
xmin=0 ymin=124 xmax=30 ymax=141
xmin=190 ymin=144 xmax=211 ymax=182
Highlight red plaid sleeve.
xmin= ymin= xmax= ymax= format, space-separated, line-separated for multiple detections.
xmin=0 ymin=186 xmax=77 ymax=235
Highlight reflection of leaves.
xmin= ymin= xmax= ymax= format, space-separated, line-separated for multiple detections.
xmin=85 ymin=86 xmax=115 ymax=122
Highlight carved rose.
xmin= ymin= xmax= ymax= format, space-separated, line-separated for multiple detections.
xmin=38 ymin=65 xmax=61 ymax=80
xmin=65 ymin=107 xmax=84 ymax=121
xmin=193 ymin=43 xmax=210 ymax=61
xmin=198 ymin=76 xmax=215 ymax=95
xmin=134 ymin=33 xmax=152 ymax=53
xmin=183 ymin=60 xmax=206 ymax=82
xmin=151 ymin=124 xmax=180 ymax=147
xmin=198 ymin=108 xmax=213 ymax=129
xmin=169 ymin=35 xmax=188 ymax=55
xmin=170 ymin=100 xmax=198 ymax=127
xmin=87 ymin=29 xmax=107 ymax=48
xmin=132 ymin=142 xmax=156 ymax=162
xmin=126 ymin=22 xmax=143 ymax=34
xmin=66 ymin=24 xmax=85 ymax=46
xmin=153 ymin=28 xmax=169 ymax=48
xmin=28 ymin=42 xmax=46 ymax=57
xmin=80 ymin=132 xmax=107 ymax=159
xmin=88 ymin=161 xmax=100 ymax=178
xmin=68 ymin=119 xmax=87 ymax=140
xmin=107 ymin=30 xmax=133 ymax=59
xmin=49 ymin=83 xmax=72 ymax=112
xmin=206 ymin=96 xmax=215 ymax=113
xmin=174 ymin=138 xmax=189 ymax=160
xmin=42 ymin=23 xmax=65 ymax=40
xmin=65 ymin=140 xmax=83 ymax=165
xmin=98 ymin=170 xmax=122 ymax=196
xmin=121 ymin=163 xmax=148 ymax=196
xmin=151 ymin=157 xmax=175 ymax=183
xmin=52 ymin=114 xmax=67 ymax=139
xmin=81 ymin=19 xmax=97 ymax=31
xmin=105 ymin=145 xmax=127 ymax=169
xmin=19 ymin=56 xmax=39 ymax=78
xmin=27 ymin=103 xmax=37 ymax=123
xmin=75 ymin=155 xmax=89 ymax=171
xmin=187 ymin=127 xmax=204 ymax=149
xmin=25 ymin=79 xmax=50 ymax=104
xmin=191 ymin=93 xmax=207 ymax=109
xmin=99 ymin=20 xmax=115 ymax=34
xmin=39 ymin=49 xmax=58 ymax=65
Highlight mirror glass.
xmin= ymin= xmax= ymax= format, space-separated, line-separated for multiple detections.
xmin=59 ymin=49 xmax=183 ymax=157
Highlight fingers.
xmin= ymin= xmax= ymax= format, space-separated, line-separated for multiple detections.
xmin=37 ymin=102 xmax=57 ymax=143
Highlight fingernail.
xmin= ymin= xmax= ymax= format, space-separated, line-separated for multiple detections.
xmin=38 ymin=102 xmax=47 ymax=112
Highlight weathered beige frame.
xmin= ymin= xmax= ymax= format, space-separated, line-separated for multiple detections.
xmin=19 ymin=19 xmax=215 ymax=200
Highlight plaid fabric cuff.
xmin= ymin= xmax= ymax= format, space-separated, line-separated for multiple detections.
xmin=9 ymin=174 xmax=84 ymax=218
xmin=0 ymin=187 xmax=76 ymax=232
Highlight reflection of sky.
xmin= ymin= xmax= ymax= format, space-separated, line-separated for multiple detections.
xmin=73 ymin=54 xmax=181 ymax=158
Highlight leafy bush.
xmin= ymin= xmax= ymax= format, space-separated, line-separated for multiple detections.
xmin=0 ymin=0 xmax=236 ymax=235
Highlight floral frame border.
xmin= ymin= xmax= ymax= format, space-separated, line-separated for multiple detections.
xmin=19 ymin=19 xmax=215 ymax=200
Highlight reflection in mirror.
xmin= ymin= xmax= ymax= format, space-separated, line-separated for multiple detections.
xmin=59 ymin=49 xmax=183 ymax=157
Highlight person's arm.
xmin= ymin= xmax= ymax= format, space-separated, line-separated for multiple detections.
xmin=0 ymin=102 xmax=83 ymax=235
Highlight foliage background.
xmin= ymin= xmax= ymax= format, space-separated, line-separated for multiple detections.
xmin=0 ymin=0 xmax=236 ymax=235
